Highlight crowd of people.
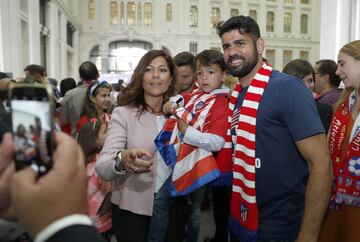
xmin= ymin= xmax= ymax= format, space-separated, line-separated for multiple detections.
xmin=0 ymin=15 xmax=360 ymax=242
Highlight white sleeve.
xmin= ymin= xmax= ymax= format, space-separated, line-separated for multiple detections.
xmin=183 ymin=126 xmax=225 ymax=152
xmin=34 ymin=214 xmax=93 ymax=242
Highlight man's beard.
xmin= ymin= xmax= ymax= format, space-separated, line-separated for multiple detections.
xmin=226 ymin=51 xmax=259 ymax=78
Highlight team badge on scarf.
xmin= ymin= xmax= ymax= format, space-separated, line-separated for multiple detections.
xmin=224 ymin=62 xmax=272 ymax=242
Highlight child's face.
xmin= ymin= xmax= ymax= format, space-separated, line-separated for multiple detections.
xmin=195 ymin=62 xmax=226 ymax=93
xmin=97 ymin=124 xmax=106 ymax=148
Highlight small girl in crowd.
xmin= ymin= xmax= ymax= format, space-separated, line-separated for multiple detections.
xmin=77 ymin=120 xmax=112 ymax=240
xmin=76 ymin=80 xmax=111 ymax=134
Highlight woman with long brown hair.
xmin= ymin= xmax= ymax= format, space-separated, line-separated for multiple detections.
xmin=318 ymin=40 xmax=360 ymax=242
xmin=96 ymin=50 xmax=176 ymax=242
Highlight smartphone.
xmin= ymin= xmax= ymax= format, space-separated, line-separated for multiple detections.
xmin=9 ymin=83 xmax=55 ymax=175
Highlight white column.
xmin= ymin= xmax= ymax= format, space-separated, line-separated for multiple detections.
xmin=73 ymin=30 xmax=80 ymax=80
xmin=319 ymin=0 xmax=351 ymax=60
xmin=0 ymin=0 xmax=22 ymax=77
xmin=351 ymin=0 xmax=360 ymax=40
xmin=28 ymin=0 xmax=41 ymax=64
xmin=47 ymin=2 xmax=59 ymax=79
xmin=60 ymin=13 xmax=67 ymax=80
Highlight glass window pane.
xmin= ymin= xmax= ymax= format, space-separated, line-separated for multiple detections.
xmin=144 ymin=3 xmax=152 ymax=26
xmin=300 ymin=50 xmax=309 ymax=60
xmin=300 ymin=14 xmax=308 ymax=34
xmin=230 ymin=8 xmax=239 ymax=17
xmin=110 ymin=1 xmax=118 ymax=25
xmin=166 ymin=3 xmax=172 ymax=21
xmin=89 ymin=0 xmax=95 ymax=20
xmin=190 ymin=42 xmax=198 ymax=55
xmin=284 ymin=12 xmax=292 ymax=33
xmin=189 ymin=6 xmax=198 ymax=27
xmin=283 ymin=50 xmax=292 ymax=68
xmin=138 ymin=2 xmax=142 ymax=25
xmin=127 ymin=2 xmax=135 ymax=26
xmin=120 ymin=2 xmax=125 ymax=25
xmin=266 ymin=12 xmax=274 ymax=32
xmin=249 ymin=10 xmax=257 ymax=21
xmin=211 ymin=8 xmax=220 ymax=28
xmin=266 ymin=49 xmax=275 ymax=66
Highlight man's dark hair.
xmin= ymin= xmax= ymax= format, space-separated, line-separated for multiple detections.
xmin=195 ymin=50 xmax=226 ymax=72
xmin=78 ymin=61 xmax=99 ymax=81
xmin=0 ymin=72 xmax=9 ymax=79
xmin=60 ymin=78 xmax=76 ymax=96
xmin=24 ymin=64 xmax=46 ymax=77
xmin=315 ymin=59 xmax=341 ymax=88
xmin=217 ymin=15 xmax=260 ymax=40
xmin=173 ymin=52 xmax=195 ymax=69
xmin=283 ymin=59 xmax=314 ymax=80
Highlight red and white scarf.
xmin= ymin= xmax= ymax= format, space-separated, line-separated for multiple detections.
xmin=328 ymin=91 xmax=360 ymax=207
xmin=226 ymin=62 xmax=272 ymax=241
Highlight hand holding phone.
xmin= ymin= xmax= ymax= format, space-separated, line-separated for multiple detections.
xmin=10 ymin=83 xmax=55 ymax=175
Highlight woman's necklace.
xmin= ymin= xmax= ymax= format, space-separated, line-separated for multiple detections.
xmin=145 ymin=102 xmax=163 ymax=115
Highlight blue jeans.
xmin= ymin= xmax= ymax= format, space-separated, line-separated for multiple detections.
xmin=147 ymin=176 xmax=173 ymax=242
xmin=186 ymin=186 xmax=206 ymax=242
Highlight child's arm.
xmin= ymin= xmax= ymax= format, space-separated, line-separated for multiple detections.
xmin=180 ymin=96 xmax=229 ymax=152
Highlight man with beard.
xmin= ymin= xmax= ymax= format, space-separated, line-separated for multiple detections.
xmin=217 ymin=16 xmax=332 ymax=242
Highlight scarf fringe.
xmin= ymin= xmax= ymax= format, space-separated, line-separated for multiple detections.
xmin=229 ymin=216 xmax=257 ymax=242
xmin=332 ymin=193 xmax=360 ymax=207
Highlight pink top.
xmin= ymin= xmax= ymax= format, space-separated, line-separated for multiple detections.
xmin=87 ymin=158 xmax=112 ymax=233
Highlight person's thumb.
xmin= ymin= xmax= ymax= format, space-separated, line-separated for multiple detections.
xmin=12 ymin=166 xmax=37 ymax=192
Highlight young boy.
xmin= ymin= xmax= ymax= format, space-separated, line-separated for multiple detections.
xmin=148 ymin=50 xmax=232 ymax=242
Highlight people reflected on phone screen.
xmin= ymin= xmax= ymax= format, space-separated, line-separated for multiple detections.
xmin=12 ymin=99 xmax=52 ymax=173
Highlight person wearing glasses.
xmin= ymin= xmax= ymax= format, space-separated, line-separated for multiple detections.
xmin=313 ymin=59 xmax=342 ymax=105
xmin=76 ymin=81 xmax=111 ymax=135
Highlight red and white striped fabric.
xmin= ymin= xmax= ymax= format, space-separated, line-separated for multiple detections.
xmin=226 ymin=62 xmax=272 ymax=241
xmin=156 ymin=90 xmax=231 ymax=196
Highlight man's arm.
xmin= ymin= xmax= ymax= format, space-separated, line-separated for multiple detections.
xmin=295 ymin=133 xmax=332 ymax=242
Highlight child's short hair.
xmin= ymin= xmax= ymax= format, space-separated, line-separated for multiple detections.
xmin=194 ymin=50 xmax=226 ymax=72
xmin=77 ymin=119 xmax=103 ymax=163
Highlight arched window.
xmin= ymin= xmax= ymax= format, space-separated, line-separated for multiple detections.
xmin=189 ymin=6 xmax=198 ymax=27
xmin=300 ymin=14 xmax=308 ymax=34
xmin=144 ymin=3 xmax=152 ymax=26
xmin=127 ymin=2 xmax=135 ymax=26
xmin=266 ymin=11 xmax=274 ymax=32
xmin=137 ymin=2 xmax=142 ymax=25
xmin=110 ymin=1 xmax=118 ymax=25
xmin=89 ymin=0 xmax=95 ymax=20
xmin=283 ymin=12 xmax=292 ymax=33
xmin=120 ymin=2 xmax=125 ymax=25
xmin=166 ymin=3 xmax=172 ymax=21
xmin=211 ymin=8 xmax=220 ymax=28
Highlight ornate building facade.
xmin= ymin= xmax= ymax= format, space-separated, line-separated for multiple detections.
xmin=0 ymin=0 xmax=359 ymax=81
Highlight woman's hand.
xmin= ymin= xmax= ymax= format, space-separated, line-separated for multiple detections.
xmin=122 ymin=149 xmax=153 ymax=173
xmin=162 ymin=100 xmax=176 ymax=115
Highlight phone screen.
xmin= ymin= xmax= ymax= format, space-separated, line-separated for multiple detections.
xmin=11 ymin=86 xmax=53 ymax=174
